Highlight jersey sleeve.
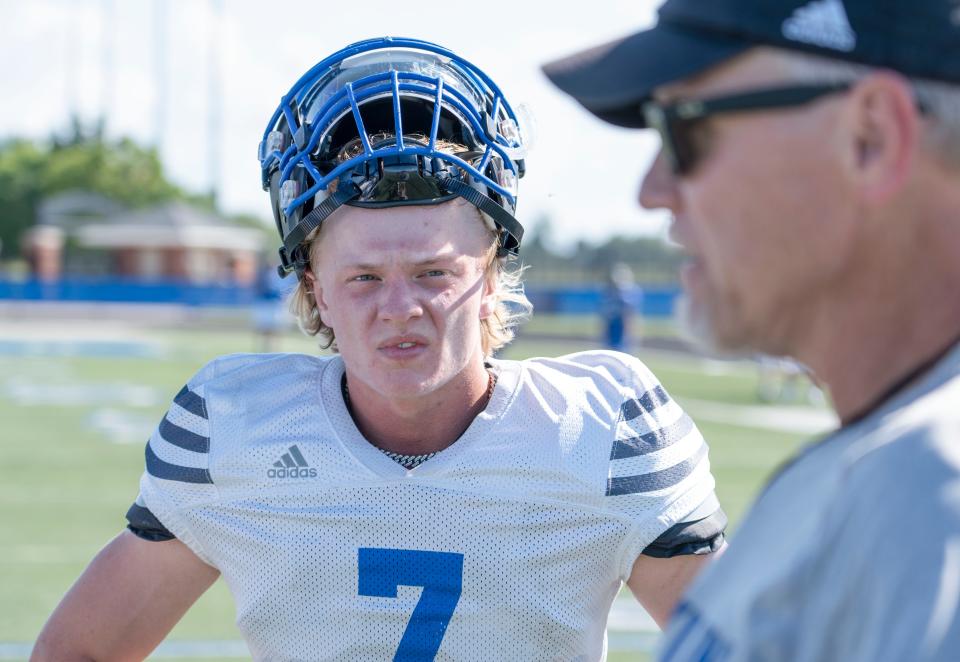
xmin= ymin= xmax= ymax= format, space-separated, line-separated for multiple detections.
xmin=592 ymin=352 xmax=724 ymax=577
xmin=641 ymin=492 xmax=727 ymax=558
xmin=124 ymin=362 xmax=220 ymax=565
xmin=126 ymin=494 xmax=175 ymax=542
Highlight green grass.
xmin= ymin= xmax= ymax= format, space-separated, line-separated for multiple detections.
xmin=609 ymin=653 xmax=650 ymax=662
xmin=0 ymin=314 xmax=818 ymax=659
xmin=518 ymin=312 xmax=679 ymax=341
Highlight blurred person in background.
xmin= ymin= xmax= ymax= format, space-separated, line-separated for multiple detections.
xmin=251 ymin=254 xmax=292 ymax=353
xmin=545 ymin=0 xmax=960 ymax=659
xmin=33 ymin=37 xmax=726 ymax=661
xmin=601 ymin=261 xmax=641 ymax=352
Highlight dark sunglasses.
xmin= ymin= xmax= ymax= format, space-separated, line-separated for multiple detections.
xmin=642 ymin=83 xmax=854 ymax=176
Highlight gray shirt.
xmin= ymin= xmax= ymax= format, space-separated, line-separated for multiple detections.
xmin=659 ymin=344 xmax=960 ymax=661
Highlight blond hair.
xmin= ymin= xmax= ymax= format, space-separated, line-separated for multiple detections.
xmin=288 ymin=134 xmax=531 ymax=356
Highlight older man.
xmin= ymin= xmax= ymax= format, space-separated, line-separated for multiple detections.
xmin=546 ymin=1 xmax=960 ymax=660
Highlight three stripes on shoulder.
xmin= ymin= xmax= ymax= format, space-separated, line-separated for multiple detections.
xmin=607 ymin=386 xmax=707 ymax=497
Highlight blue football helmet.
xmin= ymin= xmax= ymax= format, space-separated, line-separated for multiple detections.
xmin=259 ymin=37 xmax=528 ymax=278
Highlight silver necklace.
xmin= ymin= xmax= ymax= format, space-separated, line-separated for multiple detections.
xmin=340 ymin=370 xmax=496 ymax=469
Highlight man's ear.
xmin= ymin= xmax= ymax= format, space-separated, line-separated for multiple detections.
xmin=848 ymin=72 xmax=920 ymax=204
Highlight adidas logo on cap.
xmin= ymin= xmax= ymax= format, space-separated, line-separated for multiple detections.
xmin=782 ymin=0 xmax=857 ymax=52
xmin=267 ymin=444 xmax=318 ymax=479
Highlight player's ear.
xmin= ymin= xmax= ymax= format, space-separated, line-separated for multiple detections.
xmin=478 ymin=268 xmax=497 ymax=320
xmin=305 ymin=268 xmax=331 ymax=325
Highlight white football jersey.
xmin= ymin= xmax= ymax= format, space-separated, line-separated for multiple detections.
xmin=134 ymin=350 xmax=717 ymax=661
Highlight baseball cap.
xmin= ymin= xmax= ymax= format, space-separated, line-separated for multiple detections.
xmin=543 ymin=0 xmax=960 ymax=127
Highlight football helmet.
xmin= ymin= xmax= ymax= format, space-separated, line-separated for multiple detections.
xmin=258 ymin=37 xmax=528 ymax=278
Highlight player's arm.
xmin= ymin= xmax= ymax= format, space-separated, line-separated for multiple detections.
xmin=626 ymin=499 xmax=727 ymax=628
xmin=31 ymin=530 xmax=219 ymax=662
xmin=626 ymin=545 xmax=723 ymax=628
xmin=584 ymin=352 xmax=728 ymax=627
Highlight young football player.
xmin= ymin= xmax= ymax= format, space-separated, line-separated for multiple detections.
xmin=33 ymin=37 xmax=725 ymax=661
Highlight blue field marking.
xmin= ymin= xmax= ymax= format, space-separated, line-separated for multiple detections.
xmin=0 ymin=338 xmax=162 ymax=358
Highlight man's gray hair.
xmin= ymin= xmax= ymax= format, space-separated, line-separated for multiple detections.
xmin=774 ymin=49 xmax=960 ymax=169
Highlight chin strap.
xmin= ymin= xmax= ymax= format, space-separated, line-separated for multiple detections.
xmin=278 ymin=183 xmax=361 ymax=278
xmin=436 ymin=176 xmax=523 ymax=257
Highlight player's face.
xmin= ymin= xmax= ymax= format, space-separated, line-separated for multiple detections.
xmin=308 ymin=200 xmax=496 ymax=400
xmin=639 ymin=48 xmax=859 ymax=355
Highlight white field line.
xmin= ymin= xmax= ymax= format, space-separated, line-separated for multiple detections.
xmin=0 ymin=635 xmax=656 ymax=659
xmin=0 ymin=601 xmax=660 ymax=658
xmin=679 ymin=397 xmax=838 ymax=435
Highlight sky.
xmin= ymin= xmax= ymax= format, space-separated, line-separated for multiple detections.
xmin=0 ymin=0 xmax=669 ymax=250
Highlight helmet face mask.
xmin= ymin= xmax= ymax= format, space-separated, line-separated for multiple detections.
xmin=259 ymin=38 xmax=528 ymax=279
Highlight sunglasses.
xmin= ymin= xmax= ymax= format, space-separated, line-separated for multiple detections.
xmin=642 ymin=83 xmax=854 ymax=176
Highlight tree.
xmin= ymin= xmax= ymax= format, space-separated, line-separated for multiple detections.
xmin=518 ymin=214 xmax=683 ymax=285
xmin=0 ymin=138 xmax=47 ymax=259
xmin=0 ymin=118 xmax=189 ymax=259
xmin=45 ymin=118 xmax=181 ymax=208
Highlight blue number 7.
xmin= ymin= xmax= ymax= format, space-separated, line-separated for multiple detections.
xmin=358 ymin=547 xmax=464 ymax=661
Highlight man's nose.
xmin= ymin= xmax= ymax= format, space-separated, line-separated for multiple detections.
xmin=638 ymin=150 xmax=680 ymax=212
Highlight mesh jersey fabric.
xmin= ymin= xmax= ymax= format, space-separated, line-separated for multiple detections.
xmin=658 ymin=343 xmax=960 ymax=662
xmin=132 ymin=350 xmax=718 ymax=661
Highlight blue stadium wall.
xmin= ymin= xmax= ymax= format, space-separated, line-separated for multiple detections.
xmin=0 ymin=278 xmax=680 ymax=317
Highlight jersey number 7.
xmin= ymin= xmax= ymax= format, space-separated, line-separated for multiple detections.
xmin=358 ymin=547 xmax=464 ymax=661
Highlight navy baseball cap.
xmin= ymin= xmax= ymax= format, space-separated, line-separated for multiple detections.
xmin=543 ymin=0 xmax=960 ymax=127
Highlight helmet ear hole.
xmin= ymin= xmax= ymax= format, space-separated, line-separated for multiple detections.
xmin=269 ymin=170 xmax=285 ymax=237
xmin=270 ymin=169 xmax=309 ymax=235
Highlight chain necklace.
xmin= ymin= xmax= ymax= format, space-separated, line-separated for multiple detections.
xmin=340 ymin=369 xmax=497 ymax=469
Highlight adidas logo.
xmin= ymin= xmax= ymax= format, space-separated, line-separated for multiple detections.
xmin=782 ymin=0 xmax=856 ymax=52
xmin=267 ymin=444 xmax=318 ymax=479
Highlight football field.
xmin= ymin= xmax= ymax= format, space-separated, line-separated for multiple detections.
xmin=0 ymin=313 xmax=831 ymax=661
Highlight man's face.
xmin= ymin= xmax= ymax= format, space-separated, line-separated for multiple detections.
xmin=640 ymin=49 xmax=861 ymax=355
xmin=308 ymin=200 xmax=495 ymax=400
